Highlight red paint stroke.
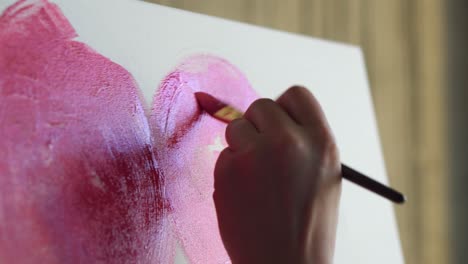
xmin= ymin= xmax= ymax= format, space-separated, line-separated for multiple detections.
xmin=151 ymin=55 xmax=258 ymax=263
xmin=0 ymin=1 xmax=172 ymax=263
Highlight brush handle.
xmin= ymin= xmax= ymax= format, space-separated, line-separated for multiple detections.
xmin=341 ymin=164 xmax=405 ymax=204
xmin=195 ymin=92 xmax=406 ymax=204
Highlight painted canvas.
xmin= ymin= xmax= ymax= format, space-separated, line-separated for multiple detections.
xmin=0 ymin=1 xmax=171 ymax=262
xmin=0 ymin=0 xmax=404 ymax=263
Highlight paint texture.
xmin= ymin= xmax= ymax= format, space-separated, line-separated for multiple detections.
xmin=151 ymin=55 xmax=258 ymax=263
xmin=0 ymin=1 xmax=259 ymax=263
xmin=0 ymin=1 xmax=171 ymax=263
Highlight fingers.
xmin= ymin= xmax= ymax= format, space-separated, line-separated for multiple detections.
xmin=225 ymin=118 xmax=257 ymax=150
xmin=276 ymin=86 xmax=330 ymax=129
xmin=213 ymin=147 xmax=234 ymax=195
xmin=243 ymin=98 xmax=296 ymax=133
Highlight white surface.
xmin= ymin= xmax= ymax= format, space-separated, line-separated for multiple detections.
xmin=0 ymin=0 xmax=404 ymax=263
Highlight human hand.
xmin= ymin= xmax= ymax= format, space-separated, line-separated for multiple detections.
xmin=214 ymin=86 xmax=342 ymax=264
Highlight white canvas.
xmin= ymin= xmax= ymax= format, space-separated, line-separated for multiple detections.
xmin=0 ymin=0 xmax=404 ymax=263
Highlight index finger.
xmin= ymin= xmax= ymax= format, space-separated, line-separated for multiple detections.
xmin=243 ymin=98 xmax=296 ymax=133
xmin=276 ymin=86 xmax=331 ymax=130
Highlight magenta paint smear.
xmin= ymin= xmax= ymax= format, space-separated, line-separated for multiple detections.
xmin=152 ymin=55 xmax=258 ymax=263
xmin=0 ymin=1 xmax=172 ymax=263
xmin=1 ymin=0 xmax=260 ymax=263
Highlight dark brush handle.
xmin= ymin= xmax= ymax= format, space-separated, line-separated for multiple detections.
xmin=341 ymin=164 xmax=406 ymax=204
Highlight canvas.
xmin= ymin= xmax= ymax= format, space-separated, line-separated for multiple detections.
xmin=0 ymin=0 xmax=404 ymax=263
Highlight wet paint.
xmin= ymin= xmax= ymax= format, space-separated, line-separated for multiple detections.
xmin=151 ymin=55 xmax=258 ymax=263
xmin=0 ymin=1 xmax=172 ymax=263
xmin=0 ymin=1 xmax=259 ymax=263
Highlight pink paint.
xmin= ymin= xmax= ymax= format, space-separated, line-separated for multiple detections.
xmin=0 ymin=1 xmax=172 ymax=263
xmin=151 ymin=55 xmax=258 ymax=263
xmin=1 ymin=0 xmax=260 ymax=263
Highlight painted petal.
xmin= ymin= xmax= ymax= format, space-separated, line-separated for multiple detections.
xmin=151 ymin=55 xmax=258 ymax=264
xmin=0 ymin=1 xmax=171 ymax=263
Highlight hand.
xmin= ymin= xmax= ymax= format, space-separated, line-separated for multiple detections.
xmin=213 ymin=86 xmax=342 ymax=264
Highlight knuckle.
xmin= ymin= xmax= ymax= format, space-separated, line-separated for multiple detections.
xmin=285 ymin=131 xmax=310 ymax=156
xmin=226 ymin=118 xmax=243 ymax=135
xmin=225 ymin=120 xmax=237 ymax=138
xmin=248 ymin=98 xmax=275 ymax=113
xmin=285 ymin=85 xmax=310 ymax=99
xmin=270 ymin=129 xmax=309 ymax=156
xmin=273 ymin=127 xmax=339 ymax=166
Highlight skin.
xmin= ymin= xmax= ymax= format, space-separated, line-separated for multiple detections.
xmin=213 ymin=86 xmax=342 ymax=264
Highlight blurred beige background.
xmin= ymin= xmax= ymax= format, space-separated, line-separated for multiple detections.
xmin=146 ymin=1 xmax=456 ymax=263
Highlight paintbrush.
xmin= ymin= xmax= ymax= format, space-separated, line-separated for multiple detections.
xmin=194 ymin=92 xmax=406 ymax=204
